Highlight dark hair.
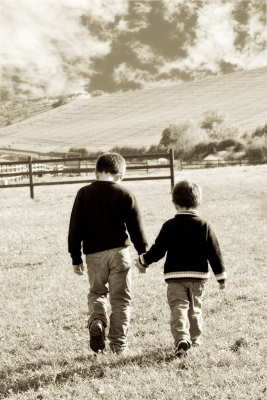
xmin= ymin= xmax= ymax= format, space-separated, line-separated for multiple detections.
xmin=96 ymin=153 xmax=126 ymax=175
xmin=172 ymin=180 xmax=201 ymax=208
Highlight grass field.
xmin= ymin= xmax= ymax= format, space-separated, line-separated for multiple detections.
xmin=0 ymin=165 xmax=267 ymax=399
xmin=0 ymin=67 xmax=267 ymax=153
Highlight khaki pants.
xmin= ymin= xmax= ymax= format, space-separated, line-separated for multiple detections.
xmin=86 ymin=247 xmax=132 ymax=348
xmin=167 ymin=279 xmax=206 ymax=346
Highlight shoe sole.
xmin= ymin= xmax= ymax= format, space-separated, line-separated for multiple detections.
xmin=89 ymin=323 xmax=105 ymax=353
xmin=175 ymin=341 xmax=190 ymax=358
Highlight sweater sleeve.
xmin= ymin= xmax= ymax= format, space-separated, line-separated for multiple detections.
xmin=68 ymin=189 xmax=84 ymax=265
xmin=124 ymin=193 xmax=148 ymax=254
xmin=143 ymin=223 xmax=169 ymax=265
xmin=206 ymin=224 xmax=227 ymax=281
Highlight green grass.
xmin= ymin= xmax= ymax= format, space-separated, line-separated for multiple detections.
xmin=0 ymin=165 xmax=267 ymax=399
xmin=0 ymin=67 xmax=267 ymax=153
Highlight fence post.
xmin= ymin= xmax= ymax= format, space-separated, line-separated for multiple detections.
xmin=169 ymin=148 xmax=175 ymax=191
xmin=28 ymin=156 xmax=34 ymax=199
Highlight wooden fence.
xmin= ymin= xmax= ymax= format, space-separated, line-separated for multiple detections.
xmin=0 ymin=149 xmax=175 ymax=199
xmin=178 ymin=158 xmax=266 ymax=169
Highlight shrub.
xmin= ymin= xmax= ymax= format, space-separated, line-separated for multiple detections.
xmin=52 ymin=96 xmax=68 ymax=108
xmin=68 ymin=147 xmax=89 ymax=157
xmin=160 ymin=121 xmax=207 ymax=157
xmin=217 ymin=138 xmax=244 ymax=152
xmin=246 ymin=145 xmax=267 ymax=163
xmin=147 ymin=144 xmax=165 ymax=154
xmin=160 ymin=125 xmax=178 ymax=148
xmin=186 ymin=141 xmax=218 ymax=161
xmin=110 ymin=146 xmax=147 ymax=157
xmin=200 ymin=110 xmax=225 ymax=131
xmin=233 ymin=141 xmax=245 ymax=152
xmin=251 ymin=123 xmax=267 ymax=138
xmin=206 ymin=123 xmax=240 ymax=140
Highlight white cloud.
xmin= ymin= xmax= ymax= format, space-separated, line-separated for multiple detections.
xmin=131 ymin=42 xmax=158 ymax=64
xmin=233 ymin=4 xmax=267 ymax=68
xmin=113 ymin=62 xmax=150 ymax=85
xmin=185 ymin=2 xmax=236 ymax=72
xmin=0 ymin=0 xmax=128 ymax=97
xmin=132 ymin=1 xmax=152 ymax=15
xmin=162 ymin=0 xmax=198 ymax=20
xmin=160 ymin=0 xmax=267 ymax=75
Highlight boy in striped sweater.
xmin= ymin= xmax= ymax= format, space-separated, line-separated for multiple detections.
xmin=136 ymin=180 xmax=226 ymax=357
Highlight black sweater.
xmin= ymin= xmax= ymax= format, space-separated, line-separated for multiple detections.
xmin=143 ymin=211 xmax=226 ymax=281
xmin=68 ymin=181 xmax=148 ymax=265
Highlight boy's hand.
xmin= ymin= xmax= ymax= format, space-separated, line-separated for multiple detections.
xmin=135 ymin=255 xmax=147 ymax=274
xmin=73 ymin=263 xmax=85 ymax=275
xmin=219 ymin=280 xmax=225 ymax=290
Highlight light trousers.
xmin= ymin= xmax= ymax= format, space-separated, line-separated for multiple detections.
xmin=86 ymin=247 xmax=132 ymax=348
xmin=167 ymin=279 xmax=206 ymax=346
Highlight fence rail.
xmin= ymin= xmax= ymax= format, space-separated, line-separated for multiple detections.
xmin=1 ymin=152 xmax=266 ymax=198
xmin=178 ymin=158 xmax=266 ymax=169
xmin=0 ymin=150 xmax=175 ymax=198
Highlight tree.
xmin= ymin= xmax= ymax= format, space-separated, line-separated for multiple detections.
xmin=160 ymin=125 xmax=177 ymax=148
xmin=200 ymin=110 xmax=225 ymax=132
xmin=69 ymin=147 xmax=89 ymax=156
xmin=160 ymin=121 xmax=207 ymax=156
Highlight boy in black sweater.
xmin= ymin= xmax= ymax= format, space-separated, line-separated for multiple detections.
xmin=68 ymin=153 xmax=147 ymax=354
xmin=136 ymin=180 xmax=226 ymax=357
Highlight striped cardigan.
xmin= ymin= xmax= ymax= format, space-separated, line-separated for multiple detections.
xmin=141 ymin=211 xmax=226 ymax=282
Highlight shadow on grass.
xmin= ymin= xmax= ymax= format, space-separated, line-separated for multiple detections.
xmin=0 ymin=348 xmax=188 ymax=397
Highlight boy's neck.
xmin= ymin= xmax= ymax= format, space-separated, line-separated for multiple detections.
xmin=96 ymin=171 xmax=122 ymax=183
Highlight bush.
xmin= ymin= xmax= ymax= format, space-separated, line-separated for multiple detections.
xmin=68 ymin=147 xmax=89 ymax=157
xmin=200 ymin=110 xmax=225 ymax=131
xmin=233 ymin=141 xmax=245 ymax=152
xmin=147 ymin=144 xmax=165 ymax=154
xmin=160 ymin=121 xmax=207 ymax=157
xmin=185 ymin=141 xmax=218 ymax=161
xmin=52 ymin=96 xmax=68 ymax=108
xmin=110 ymin=146 xmax=147 ymax=156
xmin=206 ymin=123 xmax=240 ymax=140
xmin=217 ymin=138 xmax=244 ymax=152
xmin=251 ymin=123 xmax=267 ymax=138
xmin=160 ymin=126 xmax=178 ymax=148
xmin=246 ymin=145 xmax=267 ymax=162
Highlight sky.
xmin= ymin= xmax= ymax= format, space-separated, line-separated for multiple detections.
xmin=0 ymin=0 xmax=266 ymax=99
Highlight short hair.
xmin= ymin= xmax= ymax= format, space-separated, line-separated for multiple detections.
xmin=172 ymin=180 xmax=201 ymax=208
xmin=96 ymin=152 xmax=126 ymax=175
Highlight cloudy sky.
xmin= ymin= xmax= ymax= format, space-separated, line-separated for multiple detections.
xmin=0 ymin=0 xmax=266 ymax=99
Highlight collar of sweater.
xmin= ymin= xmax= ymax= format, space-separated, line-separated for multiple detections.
xmin=175 ymin=210 xmax=199 ymax=216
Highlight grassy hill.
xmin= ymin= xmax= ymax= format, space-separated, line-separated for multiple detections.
xmin=0 ymin=67 xmax=267 ymax=153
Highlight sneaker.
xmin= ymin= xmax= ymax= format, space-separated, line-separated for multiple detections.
xmin=89 ymin=319 xmax=105 ymax=353
xmin=110 ymin=343 xmax=126 ymax=355
xmin=175 ymin=340 xmax=190 ymax=358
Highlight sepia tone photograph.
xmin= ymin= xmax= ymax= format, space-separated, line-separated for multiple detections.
xmin=0 ymin=1 xmax=266 ymax=399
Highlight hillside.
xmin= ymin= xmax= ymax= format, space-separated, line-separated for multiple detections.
xmin=0 ymin=67 xmax=267 ymax=153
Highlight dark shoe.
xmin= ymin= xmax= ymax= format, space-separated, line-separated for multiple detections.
xmin=175 ymin=340 xmax=190 ymax=358
xmin=89 ymin=320 xmax=105 ymax=353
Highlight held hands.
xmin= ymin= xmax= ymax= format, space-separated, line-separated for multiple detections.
xmin=73 ymin=263 xmax=85 ymax=275
xmin=135 ymin=255 xmax=147 ymax=274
